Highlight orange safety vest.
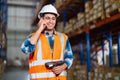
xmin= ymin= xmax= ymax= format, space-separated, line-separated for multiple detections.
xmin=29 ymin=32 xmax=67 ymax=80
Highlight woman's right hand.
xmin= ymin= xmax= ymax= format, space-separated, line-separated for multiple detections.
xmin=30 ymin=18 xmax=46 ymax=45
xmin=37 ymin=18 xmax=46 ymax=32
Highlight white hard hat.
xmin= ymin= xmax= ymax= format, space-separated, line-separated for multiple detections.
xmin=38 ymin=4 xmax=59 ymax=19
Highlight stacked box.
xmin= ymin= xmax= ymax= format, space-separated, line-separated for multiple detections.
xmin=74 ymin=13 xmax=85 ymax=30
xmin=110 ymin=1 xmax=119 ymax=14
xmin=98 ymin=66 xmax=106 ymax=80
xmin=77 ymin=12 xmax=84 ymax=21
xmin=68 ymin=18 xmax=76 ymax=25
xmin=86 ymin=8 xmax=94 ymax=24
xmin=106 ymin=55 xmax=109 ymax=67
xmin=112 ymin=67 xmax=120 ymax=80
xmin=105 ymin=67 xmax=114 ymax=80
xmin=64 ymin=22 xmax=73 ymax=34
xmin=68 ymin=51 xmax=120 ymax=80
xmin=73 ymin=20 xmax=80 ymax=30
xmin=0 ymin=59 xmax=5 ymax=77
xmin=85 ymin=1 xmax=94 ymax=24
xmin=113 ymin=52 xmax=118 ymax=65
xmin=67 ymin=53 xmax=88 ymax=80
xmin=85 ymin=1 xmax=93 ymax=13
xmin=92 ymin=0 xmax=103 ymax=23
xmin=75 ymin=12 xmax=85 ymax=30
xmin=54 ymin=0 xmax=62 ymax=8
xmin=105 ymin=0 xmax=119 ymax=17
xmin=80 ymin=17 xmax=85 ymax=27
xmin=104 ymin=0 xmax=112 ymax=8
xmin=67 ymin=65 xmax=75 ymax=80
xmin=93 ymin=0 xmax=98 ymax=5
xmin=56 ymin=22 xmax=64 ymax=32
xmin=64 ymin=18 xmax=77 ymax=34
xmin=116 ymin=0 xmax=120 ymax=12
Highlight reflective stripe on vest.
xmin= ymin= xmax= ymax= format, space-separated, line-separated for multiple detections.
xmin=29 ymin=71 xmax=67 ymax=79
xmin=29 ymin=32 xmax=67 ymax=79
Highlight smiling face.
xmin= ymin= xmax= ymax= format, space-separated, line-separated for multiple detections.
xmin=43 ymin=13 xmax=57 ymax=31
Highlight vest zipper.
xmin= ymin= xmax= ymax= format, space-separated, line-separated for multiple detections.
xmin=51 ymin=49 xmax=53 ymax=60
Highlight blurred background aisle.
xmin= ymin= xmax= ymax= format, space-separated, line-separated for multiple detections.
xmin=1 ymin=67 xmax=28 ymax=80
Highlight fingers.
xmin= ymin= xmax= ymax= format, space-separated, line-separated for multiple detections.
xmin=37 ymin=18 xmax=47 ymax=32
xmin=52 ymin=63 xmax=67 ymax=75
xmin=52 ymin=66 xmax=63 ymax=75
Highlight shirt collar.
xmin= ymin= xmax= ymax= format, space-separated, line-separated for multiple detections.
xmin=44 ymin=29 xmax=57 ymax=36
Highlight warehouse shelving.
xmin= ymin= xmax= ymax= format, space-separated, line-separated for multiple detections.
xmin=0 ymin=0 xmax=8 ymax=76
xmin=68 ymin=13 xmax=120 ymax=37
xmin=31 ymin=0 xmax=120 ymax=80
xmin=0 ymin=0 xmax=8 ymax=56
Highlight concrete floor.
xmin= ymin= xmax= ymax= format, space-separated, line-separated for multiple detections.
xmin=0 ymin=67 xmax=29 ymax=80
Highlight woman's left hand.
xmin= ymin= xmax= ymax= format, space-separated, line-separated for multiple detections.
xmin=52 ymin=63 xmax=67 ymax=75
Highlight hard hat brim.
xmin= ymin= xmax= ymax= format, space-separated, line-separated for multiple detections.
xmin=38 ymin=12 xmax=59 ymax=19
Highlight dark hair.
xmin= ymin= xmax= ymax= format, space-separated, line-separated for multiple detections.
xmin=40 ymin=12 xmax=57 ymax=18
xmin=32 ymin=17 xmax=40 ymax=26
